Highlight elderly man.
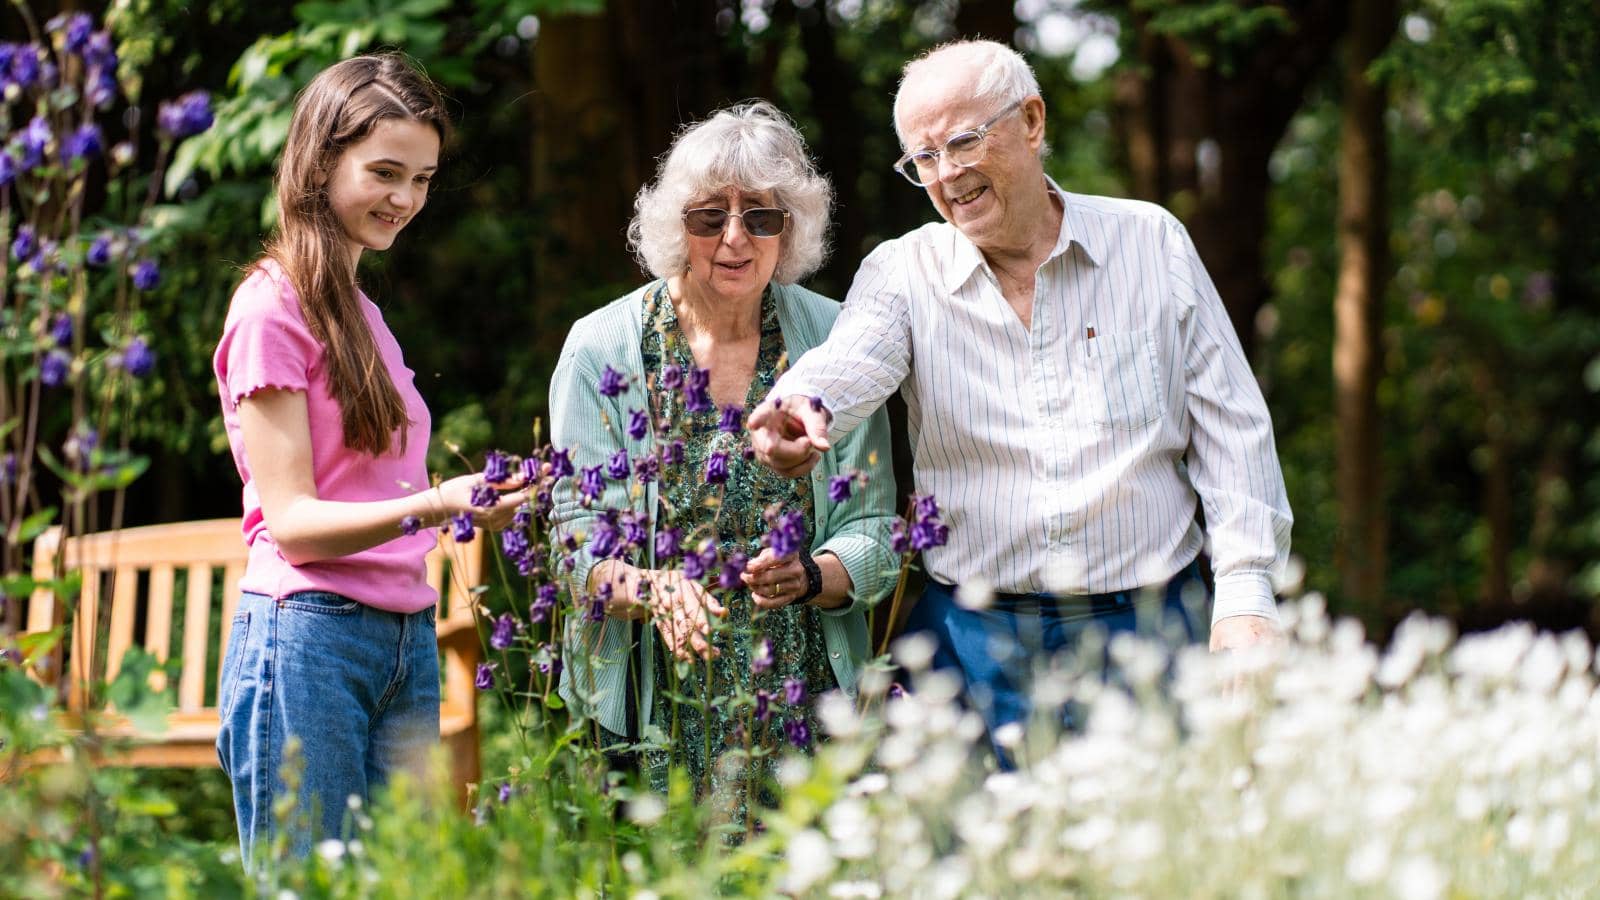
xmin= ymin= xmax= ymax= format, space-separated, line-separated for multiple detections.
xmin=748 ymin=40 xmax=1292 ymax=749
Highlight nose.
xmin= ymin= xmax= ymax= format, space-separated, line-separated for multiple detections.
xmin=936 ymin=153 xmax=965 ymax=184
xmin=721 ymin=211 xmax=751 ymax=247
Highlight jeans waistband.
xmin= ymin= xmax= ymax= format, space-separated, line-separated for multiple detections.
xmin=932 ymin=559 xmax=1204 ymax=616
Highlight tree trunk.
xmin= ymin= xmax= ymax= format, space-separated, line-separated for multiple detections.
xmin=1332 ymin=0 xmax=1396 ymax=612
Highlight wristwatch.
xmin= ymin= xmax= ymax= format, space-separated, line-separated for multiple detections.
xmin=795 ymin=547 xmax=823 ymax=605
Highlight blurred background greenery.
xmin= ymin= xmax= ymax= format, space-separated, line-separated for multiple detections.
xmin=25 ymin=0 xmax=1598 ymax=640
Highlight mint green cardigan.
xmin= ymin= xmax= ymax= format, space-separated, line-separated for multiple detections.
xmin=549 ymin=281 xmax=899 ymax=738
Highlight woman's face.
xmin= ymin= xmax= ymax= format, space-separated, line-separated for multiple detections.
xmin=681 ymin=187 xmax=784 ymax=306
xmin=325 ymin=117 xmax=440 ymax=266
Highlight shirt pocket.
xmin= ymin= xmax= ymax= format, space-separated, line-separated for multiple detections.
xmin=1075 ymin=329 xmax=1166 ymax=431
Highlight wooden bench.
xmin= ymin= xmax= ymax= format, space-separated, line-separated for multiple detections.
xmin=22 ymin=518 xmax=484 ymax=800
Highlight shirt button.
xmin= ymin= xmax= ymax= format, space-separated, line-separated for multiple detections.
xmin=830 ymin=652 xmax=840 ymax=660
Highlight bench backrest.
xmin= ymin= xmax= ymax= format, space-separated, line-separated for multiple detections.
xmin=26 ymin=519 xmax=483 ymax=717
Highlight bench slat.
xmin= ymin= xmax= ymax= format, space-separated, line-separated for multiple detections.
xmin=105 ymin=567 xmax=140 ymax=696
xmin=178 ymin=564 xmax=213 ymax=713
xmin=145 ymin=564 xmax=175 ymax=692
xmin=68 ymin=566 xmax=101 ymax=711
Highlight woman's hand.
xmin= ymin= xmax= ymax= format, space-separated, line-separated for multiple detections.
xmin=592 ymin=561 xmax=726 ymax=661
xmin=743 ymin=547 xmax=809 ymax=610
xmin=432 ymin=472 xmax=530 ymax=531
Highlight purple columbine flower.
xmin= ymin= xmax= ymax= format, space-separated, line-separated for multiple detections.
xmin=626 ymin=409 xmax=648 ymax=441
xmin=717 ymin=405 xmax=743 ymax=433
xmin=400 ymin=515 xmax=422 ymax=536
xmin=11 ymin=225 xmax=36 ymax=262
xmin=633 ymin=454 xmax=658 ymax=484
xmin=660 ymin=364 xmax=683 ymax=391
xmin=512 ymin=506 xmax=533 ymax=531
xmin=827 ymin=475 xmax=853 ymax=503
xmin=620 ymin=512 xmax=648 ymax=550
xmin=704 ymin=450 xmax=730 ymax=485
xmin=475 ymin=662 xmax=496 ymax=691
xmin=719 ymin=551 xmax=747 ymax=591
xmin=62 ymin=123 xmax=102 ymax=163
xmin=910 ymin=521 xmax=949 ymax=551
xmin=764 ymin=509 xmax=807 ymax=559
xmin=10 ymin=44 xmax=40 ymax=87
xmin=682 ymin=545 xmax=710 ymax=581
xmin=86 ymin=234 xmax=112 ymax=267
xmin=752 ymin=637 xmax=774 ymax=675
xmin=0 ymin=453 xmax=16 ymax=487
xmin=578 ymin=465 xmax=605 ymax=504
xmin=49 ymin=313 xmax=73 ymax=348
xmin=482 ymin=450 xmax=512 ymax=484
xmin=604 ymin=449 xmax=630 ymax=481
xmin=537 ymin=643 xmax=562 ymax=676
xmin=784 ymin=718 xmax=812 ymax=750
xmin=157 ymin=90 xmax=214 ymax=139
xmin=519 ymin=456 xmax=540 ymax=485
xmin=490 ymin=614 xmax=515 ymax=650
xmin=597 ymin=365 xmax=627 ymax=398
xmin=500 ymin=528 xmax=529 ymax=561
xmin=684 ymin=368 xmax=712 ymax=413
xmin=450 ymin=512 xmax=475 ymax=543
xmin=660 ymin=440 xmax=685 ymax=467
xmin=654 ymin=528 xmax=681 ymax=561
xmin=548 ymin=447 xmax=574 ymax=479
xmin=41 ymin=350 xmax=70 ymax=387
xmin=890 ymin=519 xmax=911 ymax=554
xmin=60 ymin=14 xmax=94 ymax=55
xmin=131 ymin=260 xmax=160 ymax=291
xmin=87 ymin=68 xmax=117 ymax=109
xmin=83 ymin=31 xmax=116 ymax=71
xmin=783 ymin=676 xmax=807 ymax=707
xmin=497 ymin=782 xmax=513 ymax=805
xmin=589 ymin=514 xmax=621 ymax=559
xmin=0 ymin=153 xmax=16 ymax=188
xmin=122 ymin=337 xmax=155 ymax=378
xmin=531 ymin=583 xmax=558 ymax=623
xmin=914 ymin=494 xmax=941 ymax=522
xmin=586 ymin=584 xmax=610 ymax=623
xmin=754 ymin=689 xmax=772 ymax=723
xmin=470 ymin=482 xmax=500 ymax=508
xmin=18 ymin=117 xmax=51 ymax=170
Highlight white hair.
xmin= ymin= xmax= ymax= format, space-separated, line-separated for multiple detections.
xmin=892 ymin=40 xmax=1043 ymax=149
xmin=627 ymin=100 xmax=833 ymax=284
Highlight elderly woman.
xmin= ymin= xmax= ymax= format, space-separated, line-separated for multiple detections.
xmin=550 ymin=101 xmax=897 ymax=818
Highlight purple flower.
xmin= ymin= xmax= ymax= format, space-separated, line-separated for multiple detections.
xmin=41 ymin=350 xmax=70 ymax=387
xmin=586 ymin=583 xmax=610 ymax=623
xmin=654 ymin=528 xmax=681 ymax=561
xmin=719 ymin=552 xmax=747 ymax=591
xmin=131 ymin=260 xmax=160 ymax=291
xmin=660 ymin=364 xmax=683 ymax=391
xmin=914 ymin=494 xmax=941 ymax=522
xmin=752 ymin=637 xmax=774 ymax=675
xmin=450 ymin=512 xmax=475 ymax=543
xmin=59 ymin=14 xmax=94 ymax=55
xmin=683 ymin=543 xmax=717 ymax=581
xmin=604 ymin=449 xmax=630 ymax=481
xmin=626 ymin=409 xmax=648 ymax=441
xmin=475 ymin=662 xmax=496 ymax=691
xmin=828 ymin=475 xmax=853 ymax=503
xmin=531 ymin=583 xmax=558 ymax=623
xmin=63 ymin=124 xmax=102 ymax=163
xmin=482 ymin=450 xmax=512 ymax=484
xmin=633 ymin=454 xmax=659 ymax=484
xmin=18 ymin=117 xmax=51 ymax=170
xmin=400 ymin=515 xmax=421 ymax=536
xmin=620 ymin=512 xmax=648 ymax=550
xmin=11 ymin=225 xmax=36 ymax=262
xmin=910 ymin=521 xmax=949 ymax=551
xmin=0 ymin=153 xmax=15 ymax=187
xmin=87 ymin=68 xmax=117 ymax=109
xmin=10 ymin=44 xmax=40 ymax=87
xmin=547 ymin=448 xmax=574 ymax=479
xmin=578 ymin=465 xmax=605 ymax=504
xmin=890 ymin=520 xmax=911 ymax=554
xmin=121 ymin=337 xmax=155 ymax=378
xmin=704 ymin=451 xmax=730 ymax=485
xmin=537 ymin=643 xmax=562 ymax=676
xmin=49 ymin=313 xmax=73 ymax=348
xmin=498 ymin=782 xmax=513 ymax=804
xmin=512 ymin=506 xmax=533 ymax=531
xmin=490 ymin=613 xmax=515 ymax=650
xmin=83 ymin=31 xmax=116 ymax=71
xmin=157 ymin=91 xmax=214 ymax=139
xmin=754 ymin=690 xmax=772 ymax=723
xmin=470 ymin=482 xmax=500 ymax=508
xmin=86 ymin=234 xmax=112 ymax=267
xmin=684 ymin=368 xmax=712 ymax=413
xmin=589 ymin=514 xmax=621 ymax=559
xmin=500 ymin=528 xmax=529 ymax=561
xmin=0 ymin=453 xmax=16 ymax=487
xmin=659 ymin=440 xmax=685 ymax=467
xmin=784 ymin=676 xmax=807 ymax=706
xmin=63 ymin=428 xmax=98 ymax=471
xmin=764 ymin=509 xmax=807 ymax=559
xmin=810 ymin=395 xmax=825 ymax=412
xmin=717 ymin=405 xmax=743 ymax=433
xmin=597 ymin=365 xmax=627 ymax=398
xmin=784 ymin=718 xmax=812 ymax=750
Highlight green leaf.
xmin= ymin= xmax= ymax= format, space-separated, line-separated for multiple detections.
xmin=18 ymin=628 xmax=64 ymax=663
xmin=0 ymin=574 xmax=34 ymax=599
xmin=18 ymin=506 xmax=58 ymax=543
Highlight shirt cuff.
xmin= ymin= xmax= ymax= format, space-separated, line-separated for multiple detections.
xmin=1210 ymin=571 xmax=1281 ymax=626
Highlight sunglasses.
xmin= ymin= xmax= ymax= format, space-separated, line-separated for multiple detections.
xmin=682 ymin=207 xmax=789 ymax=238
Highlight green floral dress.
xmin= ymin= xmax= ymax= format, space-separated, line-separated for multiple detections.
xmin=624 ymin=281 xmax=838 ymax=827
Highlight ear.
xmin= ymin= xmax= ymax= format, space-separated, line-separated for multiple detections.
xmin=1021 ymin=95 xmax=1047 ymax=153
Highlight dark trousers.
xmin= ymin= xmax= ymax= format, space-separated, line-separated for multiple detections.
xmin=903 ymin=559 xmax=1209 ymax=767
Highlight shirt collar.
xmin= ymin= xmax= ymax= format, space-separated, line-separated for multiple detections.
xmin=942 ymin=175 xmax=1102 ymax=294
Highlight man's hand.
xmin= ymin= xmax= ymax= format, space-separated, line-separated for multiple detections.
xmin=748 ymin=395 xmax=831 ymax=477
xmin=1209 ymin=614 xmax=1283 ymax=653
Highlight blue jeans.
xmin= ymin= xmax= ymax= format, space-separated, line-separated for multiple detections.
xmin=903 ymin=561 xmax=1208 ymax=766
xmin=216 ymin=591 xmax=439 ymax=866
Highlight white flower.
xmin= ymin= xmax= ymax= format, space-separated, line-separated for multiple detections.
xmin=892 ymin=633 xmax=937 ymax=672
xmin=625 ymin=794 xmax=665 ymax=826
xmin=828 ymin=880 xmax=883 ymax=899
xmin=993 ymin=722 xmax=1024 ymax=749
xmin=1344 ymin=838 xmax=1389 ymax=885
xmin=314 ymin=839 xmax=345 ymax=863
xmin=783 ymin=829 xmax=836 ymax=894
xmin=955 ymin=576 xmax=994 ymax=610
xmin=1390 ymin=855 xmax=1446 ymax=900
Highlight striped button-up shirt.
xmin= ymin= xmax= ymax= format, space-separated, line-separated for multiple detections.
xmin=773 ymin=182 xmax=1292 ymax=624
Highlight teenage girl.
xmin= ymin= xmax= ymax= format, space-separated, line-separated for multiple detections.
xmin=212 ymin=54 xmax=523 ymax=863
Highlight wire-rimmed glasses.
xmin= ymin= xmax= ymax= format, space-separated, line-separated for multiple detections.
xmin=892 ymin=99 xmax=1024 ymax=187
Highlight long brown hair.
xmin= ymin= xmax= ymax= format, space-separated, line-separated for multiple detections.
xmin=263 ymin=54 xmax=449 ymax=456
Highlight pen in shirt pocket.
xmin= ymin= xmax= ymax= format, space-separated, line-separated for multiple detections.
xmin=1085 ymin=323 xmax=1096 ymax=356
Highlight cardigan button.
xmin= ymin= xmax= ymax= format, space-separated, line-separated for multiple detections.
xmin=830 ymin=652 xmax=840 ymax=659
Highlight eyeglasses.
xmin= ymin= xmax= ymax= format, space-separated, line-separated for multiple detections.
xmin=682 ymin=207 xmax=790 ymax=238
xmin=892 ymin=99 xmax=1024 ymax=186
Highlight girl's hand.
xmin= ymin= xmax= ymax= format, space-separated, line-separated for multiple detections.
xmin=743 ymin=547 xmax=808 ymax=609
xmin=433 ymin=472 xmax=530 ymax=531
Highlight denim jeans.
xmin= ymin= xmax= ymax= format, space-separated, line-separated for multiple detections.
xmin=216 ymin=591 xmax=439 ymax=866
xmin=903 ymin=560 xmax=1208 ymax=767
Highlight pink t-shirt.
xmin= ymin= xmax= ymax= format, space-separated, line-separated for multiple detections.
xmin=213 ymin=260 xmax=437 ymax=613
